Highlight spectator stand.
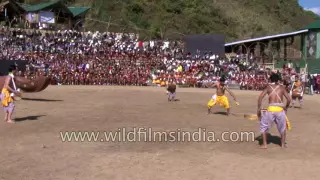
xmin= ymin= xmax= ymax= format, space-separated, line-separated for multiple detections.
xmin=225 ymin=29 xmax=310 ymax=72
xmin=0 ymin=18 xmax=319 ymax=94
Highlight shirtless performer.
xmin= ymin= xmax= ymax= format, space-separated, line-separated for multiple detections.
xmin=290 ymin=75 xmax=303 ymax=108
xmin=257 ymin=73 xmax=291 ymax=149
xmin=0 ymin=66 xmax=21 ymax=123
xmin=167 ymin=79 xmax=176 ymax=102
xmin=207 ymin=76 xmax=239 ymax=115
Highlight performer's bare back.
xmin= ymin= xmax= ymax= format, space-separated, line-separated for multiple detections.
xmin=259 ymin=84 xmax=291 ymax=107
xmin=167 ymin=82 xmax=176 ymax=93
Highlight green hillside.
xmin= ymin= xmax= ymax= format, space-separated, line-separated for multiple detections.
xmin=27 ymin=0 xmax=320 ymax=42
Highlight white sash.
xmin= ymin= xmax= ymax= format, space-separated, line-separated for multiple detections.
xmin=211 ymin=94 xmax=217 ymax=101
xmin=9 ymin=74 xmax=17 ymax=91
xmin=9 ymin=74 xmax=20 ymax=98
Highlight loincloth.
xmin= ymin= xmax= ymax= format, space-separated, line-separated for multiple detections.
xmin=292 ymin=88 xmax=303 ymax=97
xmin=207 ymin=95 xmax=230 ymax=109
xmin=1 ymin=88 xmax=15 ymax=112
xmin=168 ymin=92 xmax=176 ymax=99
xmin=260 ymin=103 xmax=291 ymax=133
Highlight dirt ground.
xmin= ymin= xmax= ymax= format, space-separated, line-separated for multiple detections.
xmin=1 ymin=86 xmax=320 ymax=180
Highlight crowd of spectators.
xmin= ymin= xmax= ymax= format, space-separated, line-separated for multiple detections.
xmin=0 ymin=27 xmax=172 ymax=85
xmin=0 ymin=27 xmax=319 ymax=94
xmin=0 ymin=27 xmax=255 ymax=86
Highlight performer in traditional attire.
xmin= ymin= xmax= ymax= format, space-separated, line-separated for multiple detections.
xmin=257 ymin=73 xmax=291 ymax=149
xmin=167 ymin=79 xmax=176 ymax=102
xmin=0 ymin=65 xmax=21 ymax=123
xmin=290 ymin=75 xmax=304 ymax=108
xmin=207 ymin=76 xmax=239 ymax=115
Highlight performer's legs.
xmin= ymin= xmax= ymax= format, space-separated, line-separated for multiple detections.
xmin=260 ymin=132 xmax=268 ymax=149
xmin=207 ymin=99 xmax=215 ymax=114
xmin=5 ymin=103 xmax=15 ymax=123
xmin=259 ymin=112 xmax=270 ymax=149
xmin=223 ymin=98 xmax=231 ymax=116
xmin=0 ymin=94 xmax=7 ymax=122
xmin=7 ymin=111 xmax=14 ymax=123
xmin=168 ymin=92 xmax=176 ymax=102
xmin=274 ymin=111 xmax=287 ymax=148
xmin=226 ymin=108 xmax=230 ymax=116
xmin=4 ymin=110 xmax=8 ymax=121
xmin=281 ymin=131 xmax=287 ymax=148
xmin=291 ymin=97 xmax=296 ymax=107
xmin=310 ymin=85 xmax=314 ymax=95
xmin=298 ymin=96 xmax=303 ymax=108
xmin=259 ymin=111 xmax=273 ymax=149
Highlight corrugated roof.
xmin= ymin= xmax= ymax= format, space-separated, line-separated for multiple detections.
xmin=68 ymin=7 xmax=90 ymax=17
xmin=16 ymin=1 xmax=89 ymax=17
xmin=0 ymin=1 xmax=10 ymax=7
xmin=0 ymin=1 xmax=29 ymax=13
xmin=225 ymin=29 xmax=308 ymax=46
xmin=302 ymin=20 xmax=320 ymax=30
xmin=18 ymin=0 xmax=61 ymax=12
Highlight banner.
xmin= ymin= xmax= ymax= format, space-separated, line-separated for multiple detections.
xmin=307 ymin=32 xmax=317 ymax=58
xmin=39 ymin=11 xmax=55 ymax=24
xmin=25 ymin=13 xmax=38 ymax=23
xmin=184 ymin=34 xmax=225 ymax=56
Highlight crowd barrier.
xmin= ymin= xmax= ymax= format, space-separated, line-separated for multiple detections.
xmin=149 ymin=82 xmax=241 ymax=89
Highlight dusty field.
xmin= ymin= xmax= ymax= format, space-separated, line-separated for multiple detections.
xmin=1 ymin=86 xmax=320 ymax=180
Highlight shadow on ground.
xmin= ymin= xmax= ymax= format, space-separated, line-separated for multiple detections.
xmin=255 ymin=133 xmax=282 ymax=147
xmin=213 ymin=112 xmax=228 ymax=116
xmin=22 ymin=98 xmax=63 ymax=102
xmin=15 ymin=115 xmax=46 ymax=122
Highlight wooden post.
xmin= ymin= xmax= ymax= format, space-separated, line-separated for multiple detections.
xmin=68 ymin=15 xmax=72 ymax=29
xmin=284 ymin=38 xmax=287 ymax=61
xmin=276 ymin=39 xmax=280 ymax=60
xmin=254 ymin=42 xmax=260 ymax=58
xmin=260 ymin=42 xmax=265 ymax=64
xmin=268 ymin=40 xmax=272 ymax=64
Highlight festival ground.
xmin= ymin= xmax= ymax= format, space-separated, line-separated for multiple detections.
xmin=1 ymin=86 xmax=320 ymax=180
